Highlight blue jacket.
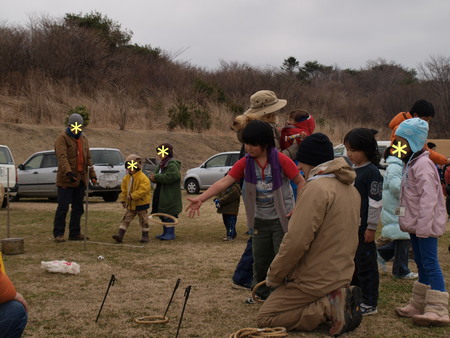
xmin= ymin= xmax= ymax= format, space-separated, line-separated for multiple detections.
xmin=380 ymin=156 xmax=410 ymax=240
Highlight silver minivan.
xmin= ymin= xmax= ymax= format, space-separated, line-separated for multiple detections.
xmin=0 ymin=145 xmax=17 ymax=207
xmin=15 ymin=148 xmax=126 ymax=202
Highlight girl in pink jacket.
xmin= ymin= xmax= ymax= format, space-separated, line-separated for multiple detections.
xmin=393 ymin=118 xmax=449 ymax=327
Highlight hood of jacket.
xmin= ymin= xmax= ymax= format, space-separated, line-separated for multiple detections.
xmin=307 ymin=157 xmax=355 ymax=185
xmin=125 ymin=154 xmax=142 ymax=169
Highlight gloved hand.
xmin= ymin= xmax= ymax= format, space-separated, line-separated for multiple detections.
xmin=66 ymin=172 xmax=78 ymax=183
xmin=213 ymin=199 xmax=221 ymax=209
xmin=91 ymin=177 xmax=99 ymax=186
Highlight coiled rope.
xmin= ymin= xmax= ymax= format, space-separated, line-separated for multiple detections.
xmin=228 ymin=327 xmax=288 ymax=337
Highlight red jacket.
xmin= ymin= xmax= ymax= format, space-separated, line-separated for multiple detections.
xmin=280 ymin=116 xmax=316 ymax=150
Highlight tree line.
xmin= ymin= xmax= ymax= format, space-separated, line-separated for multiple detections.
xmin=0 ymin=12 xmax=449 ymax=137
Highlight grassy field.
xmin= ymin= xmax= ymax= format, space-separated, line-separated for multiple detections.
xmin=1 ymin=191 xmax=449 ymax=337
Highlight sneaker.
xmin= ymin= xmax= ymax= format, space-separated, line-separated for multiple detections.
xmin=244 ymin=296 xmax=262 ymax=304
xmin=395 ymin=272 xmax=418 ymax=280
xmin=68 ymin=234 xmax=89 ymax=241
xmin=361 ymin=303 xmax=378 ymax=316
xmin=54 ymin=236 xmax=66 ymax=243
xmin=328 ymin=286 xmax=363 ymax=336
xmin=223 ymin=236 xmax=235 ymax=241
xmin=377 ymin=252 xmax=388 ymax=273
xmin=232 ymin=283 xmax=251 ymax=291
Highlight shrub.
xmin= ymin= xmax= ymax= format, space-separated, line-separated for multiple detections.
xmin=65 ymin=105 xmax=91 ymax=127
xmin=167 ymin=100 xmax=211 ymax=133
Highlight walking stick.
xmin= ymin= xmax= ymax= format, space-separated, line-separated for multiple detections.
xmin=83 ymin=179 xmax=89 ymax=250
xmin=175 ymin=285 xmax=191 ymax=338
xmin=95 ymin=274 xmax=116 ymax=323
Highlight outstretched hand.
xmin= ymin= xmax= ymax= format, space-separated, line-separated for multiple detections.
xmin=185 ymin=197 xmax=203 ymax=217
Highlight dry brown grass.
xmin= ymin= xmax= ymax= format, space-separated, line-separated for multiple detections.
xmin=1 ymin=190 xmax=450 ymax=337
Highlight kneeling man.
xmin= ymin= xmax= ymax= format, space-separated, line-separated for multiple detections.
xmin=257 ymin=133 xmax=362 ymax=336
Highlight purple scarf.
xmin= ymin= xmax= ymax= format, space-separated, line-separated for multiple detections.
xmin=244 ymin=147 xmax=282 ymax=190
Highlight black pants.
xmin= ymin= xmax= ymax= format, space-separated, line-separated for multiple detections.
xmin=53 ymin=183 xmax=85 ymax=238
xmin=352 ymin=231 xmax=379 ymax=307
xmin=232 ymin=237 xmax=253 ymax=288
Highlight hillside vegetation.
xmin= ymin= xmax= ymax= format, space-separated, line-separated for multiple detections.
xmin=0 ymin=12 xmax=449 ymax=138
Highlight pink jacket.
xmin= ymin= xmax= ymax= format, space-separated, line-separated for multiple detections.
xmin=399 ymin=151 xmax=447 ymax=238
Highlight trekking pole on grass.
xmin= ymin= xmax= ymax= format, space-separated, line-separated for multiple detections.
xmin=175 ymin=285 xmax=191 ymax=338
xmin=164 ymin=278 xmax=181 ymax=318
xmin=95 ymin=274 xmax=116 ymax=323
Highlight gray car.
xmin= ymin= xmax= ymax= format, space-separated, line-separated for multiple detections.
xmin=15 ymin=148 xmax=126 ymax=202
xmin=183 ymin=151 xmax=240 ymax=194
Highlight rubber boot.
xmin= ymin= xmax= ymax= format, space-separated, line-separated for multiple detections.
xmin=395 ymin=281 xmax=430 ymax=318
xmin=140 ymin=231 xmax=149 ymax=243
xmin=112 ymin=229 xmax=126 ymax=243
xmin=159 ymin=226 xmax=175 ymax=240
xmin=412 ymin=290 xmax=450 ymax=326
xmin=156 ymin=226 xmax=167 ymax=239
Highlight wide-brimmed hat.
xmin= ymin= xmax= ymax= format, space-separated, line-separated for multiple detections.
xmin=243 ymin=90 xmax=287 ymax=116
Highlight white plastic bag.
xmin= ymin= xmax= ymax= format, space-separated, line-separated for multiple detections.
xmin=41 ymin=260 xmax=80 ymax=275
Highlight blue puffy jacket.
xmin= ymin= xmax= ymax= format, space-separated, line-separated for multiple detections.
xmin=380 ymin=156 xmax=410 ymax=240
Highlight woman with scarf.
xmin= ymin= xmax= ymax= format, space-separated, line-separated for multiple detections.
xmin=150 ymin=143 xmax=182 ymax=240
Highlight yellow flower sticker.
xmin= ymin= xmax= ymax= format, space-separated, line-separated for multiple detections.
xmin=70 ymin=122 xmax=83 ymax=134
xmin=157 ymin=145 xmax=169 ymax=158
xmin=392 ymin=141 xmax=407 ymax=158
xmin=127 ymin=160 xmax=138 ymax=170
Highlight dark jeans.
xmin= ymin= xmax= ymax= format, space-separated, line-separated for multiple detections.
xmin=410 ymin=234 xmax=446 ymax=291
xmin=0 ymin=300 xmax=28 ymax=338
xmin=222 ymin=214 xmax=237 ymax=239
xmin=252 ymin=217 xmax=284 ymax=299
xmin=232 ymin=236 xmax=254 ymax=288
xmin=377 ymin=239 xmax=411 ymax=277
xmin=352 ymin=231 xmax=379 ymax=307
xmin=53 ymin=183 xmax=85 ymax=238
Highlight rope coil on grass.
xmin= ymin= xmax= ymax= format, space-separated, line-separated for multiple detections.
xmin=252 ymin=280 xmax=266 ymax=303
xmin=228 ymin=327 xmax=288 ymax=337
xmin=134 ymin=315 xmax=169 ymax=324
xmin=147 ymin=213 xmax=179 ymax=226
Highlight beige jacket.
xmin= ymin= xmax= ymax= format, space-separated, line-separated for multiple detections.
xmin=55 ymin=132 xmax=96 ymax=187
xmin=267 ymin=158 xmax=361 ymax=297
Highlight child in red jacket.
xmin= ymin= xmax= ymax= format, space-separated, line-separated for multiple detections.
xmin=280 ymin=109 xmax=315 ymax=150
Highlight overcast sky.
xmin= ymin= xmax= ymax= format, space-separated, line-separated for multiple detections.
xmin=1 ymin=0 xmax=449 ymax=71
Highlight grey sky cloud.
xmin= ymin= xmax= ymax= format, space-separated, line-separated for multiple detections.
xmin=1 ymin=0 xmax=449 ymax=71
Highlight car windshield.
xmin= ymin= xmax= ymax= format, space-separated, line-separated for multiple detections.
xmin=91 ymin=150 xmax=124 ymax=166
xmin=0 ymin=147 xmax=13 ymax=164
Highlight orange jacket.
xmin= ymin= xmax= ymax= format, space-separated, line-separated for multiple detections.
xmin=389 ymin=112 xmax=447 ymax=165
xmin=0 ymin=263 xmax=16 ymax=303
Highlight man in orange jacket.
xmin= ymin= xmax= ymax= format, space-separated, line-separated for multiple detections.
xmin=0 ymin=262 xmax=28 ymax=336
xmin=389 ymin=99 xmax=450 ymax=166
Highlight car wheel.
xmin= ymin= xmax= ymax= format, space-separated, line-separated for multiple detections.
xmin=11 ymin=194 xmax=20 ymax=202
xmin=102 ymin=192 xmax=119 ymax=202
xmin=185 ymin=178 xmax=200 ymax=194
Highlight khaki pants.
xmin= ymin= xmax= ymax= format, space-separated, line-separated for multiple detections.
xmin=119 ymin=209 xmax=149 ymax=232
xmin=257 ymin=283 xmax=332 ymax=331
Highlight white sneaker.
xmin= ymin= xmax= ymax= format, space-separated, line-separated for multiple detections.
xmin=395 ymin=272 xmax=418 ymax=280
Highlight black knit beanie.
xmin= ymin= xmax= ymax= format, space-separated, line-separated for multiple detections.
xmin=296 ymin=133 xmax=334 ymax=167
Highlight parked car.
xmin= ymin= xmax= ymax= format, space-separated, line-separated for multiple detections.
xmin=15 ymin=148 xmax=126 ymax=202
xmin=0 ymin=145 xmax=17 ymax=208
xmin=333 ymin=140 xmax=391 ymax=170
xmin=183 ymin=151 xmax=240 ymax=194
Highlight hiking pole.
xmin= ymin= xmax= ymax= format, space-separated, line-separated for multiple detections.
xmin=163 ymin=278 xmax=181 ymax=318
xmin=83 ymin=179 xmax=89 ymax=250
xmin=95 ymin=274 xmax=116 ymax=323
xmin=175 ymin=285 xmax=191 ymax=338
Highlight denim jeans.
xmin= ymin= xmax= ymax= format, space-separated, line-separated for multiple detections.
xmin=409 ymin=233 xmax=446 ymax=291
xmin=53 ymin=183 xmax=85 ymax=238
xmin=252 ymin=217 xmax=285 ymax=299
xmin=0 ymin=300 xmax=28 ymax=338
xmin=377 ymin=239 xmax=411 ymax=277
xmin=222 ymin=214 xmax=237 ymax=239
